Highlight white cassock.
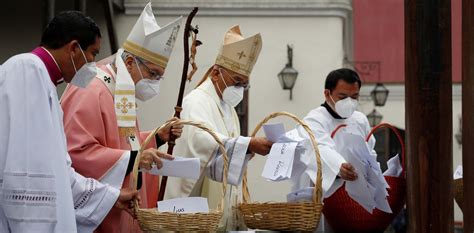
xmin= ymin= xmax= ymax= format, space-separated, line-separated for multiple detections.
xmin=0 ymin=53 xmax=119 ymax=233
xmin=289 ymin=104 xmax=376 ymax=232
xmin=165 ymin=78 xmax=251 ymax=230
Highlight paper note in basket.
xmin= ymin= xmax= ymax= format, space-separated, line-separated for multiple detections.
xmin=342 ymin=134 xmax=392 ymax=214
xmin=383 ymin=154 xmax=402 ymax=177
xmin=261 ymin=142 xmax=297 ymax=181
xmin=143 ymin=156 xmax=200 ymax=180
xmin=157 ymin=197 xmax=209 ymax=213
xmin=287 ymin=187 xmax=314 ymax=203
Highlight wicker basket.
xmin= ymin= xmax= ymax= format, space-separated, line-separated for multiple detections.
xmin=129 ymin=120 xmax=229 ymax=232
xmin=238 ymin=112 xmax=323 ymax=231
xmin=323 ymin=123 xmax=406 ymax=233
xmin=454 ymin=178 xmax=463 ymax=211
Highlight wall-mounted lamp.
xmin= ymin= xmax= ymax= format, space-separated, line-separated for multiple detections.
xmin=367 ymin=109 xmax=383 ymax=127
xmin=371 ymin=83 xmax=390 ymax=107
xmin=278 ymin=44 xmax=298 ymax=100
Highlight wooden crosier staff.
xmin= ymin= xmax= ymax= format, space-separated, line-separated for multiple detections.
xmin=158 ymin=7 xmax=201 ymax=201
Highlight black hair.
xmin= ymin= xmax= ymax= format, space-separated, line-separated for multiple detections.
xmin=40 ymin=11 xmax=101 ymax=50
xmin=324 ymin=68 xmax=362 ymax=91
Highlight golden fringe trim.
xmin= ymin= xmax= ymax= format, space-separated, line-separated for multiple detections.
xmin=123 ymin=41 xmax=168 ymax=68
xmin=119 ymin=127 xmax=136 ymax=137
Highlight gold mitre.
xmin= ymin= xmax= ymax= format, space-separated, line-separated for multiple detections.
xmin=122 ymin=2 xmax=182 ymax=70
xmin=215 ymin=25 xmax=262 ymax=77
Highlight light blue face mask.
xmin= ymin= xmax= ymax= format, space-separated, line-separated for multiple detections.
xmin=70 ymin=44 xmax=97 ymax=88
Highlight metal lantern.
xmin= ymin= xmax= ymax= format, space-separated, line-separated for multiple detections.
xmin=371 ymin=83 xmax=390 ymax=106
xmin=278 ymin=44 xmax=298 ymax=100
xmin=367 ymin=109 xmax=383 ymax=127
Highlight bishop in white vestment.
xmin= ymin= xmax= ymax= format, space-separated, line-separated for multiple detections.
xmin=165 ymin=25 xmax=272 ymax=230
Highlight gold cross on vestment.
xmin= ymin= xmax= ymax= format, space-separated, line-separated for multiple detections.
xmin=116 ymin=97 xmax=134 ymax=113
xmin=237 ymin=51 xmax=246 ymax=60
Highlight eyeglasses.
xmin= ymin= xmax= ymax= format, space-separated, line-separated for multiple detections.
xmin=136 ymin=58 xmax=164 ymax=80
xmin=234 ymin=81 xmax=251 ymax=90
xmin=220 ymin=68 xmax=250 ymax=90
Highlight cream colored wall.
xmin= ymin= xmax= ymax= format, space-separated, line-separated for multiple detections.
xmin=114 ymin=14 xmax=345 ymax=202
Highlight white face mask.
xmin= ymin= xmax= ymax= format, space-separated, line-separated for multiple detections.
xmin=330 ymin=95 xmax=359 ymax=118
xmin=70 ymin=44 xmax=97 ymax=88
xmin=136 ymin=79 xmax=161 ymax=101
xmin=134 ymin=58 xmax=161 ymax=101
xmin=223 ymin=86 xmax=244 ymax=107
xmin=217 ymin=69 xmax=244 ymax=107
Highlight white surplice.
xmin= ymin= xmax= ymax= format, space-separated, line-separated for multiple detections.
xmin=165 ymin=78 xmax=251 ymax=231
xmin=287 ymin=105 xmax=376 ymax=233
xmin=0 ymin=53 xmax=119 ymax=233
xmin=290 ymin=105 xmax=376 ymax=197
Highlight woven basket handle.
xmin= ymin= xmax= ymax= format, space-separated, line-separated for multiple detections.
xmin=241 ymin=111 xmax=323 ymax=206
xmin=366 ymin=123 xmax=406 ymax=176
xmin=129 ymin=119 xmax=229 ymax=212
xmin=330 ymin=123 xmax=406 ymax=176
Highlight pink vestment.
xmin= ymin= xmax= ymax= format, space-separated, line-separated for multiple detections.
xmin=61 ymin=65 xmax=159 ymax=233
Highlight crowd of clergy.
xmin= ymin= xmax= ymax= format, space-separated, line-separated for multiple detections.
xmin=0 ymin=3 xmax=390 ymax=233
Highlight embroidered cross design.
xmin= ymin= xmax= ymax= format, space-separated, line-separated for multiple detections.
xmin=237 ymin=51 xmax=246 ymax=60
xmin=116 ymin=97 xmax=134 ymax=113
xmin=104 ymin=76 xmax=111 ymax=83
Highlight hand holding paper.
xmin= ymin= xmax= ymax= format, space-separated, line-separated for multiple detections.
xmin=336 ymin=133 xmax=392 ymax=213
xmin=249 ymin=137 xmax=273 ymax=155
xmin=261 ymin=123 xmax=309 ymax=181
xmin=143 ymin=156 xmax=200 ymax=180
xmin=139 ymin=148 xmax=174 ymax=170
xmin=339 ymin=163 xmax=358 ymax=181
xmin=345 ymin=151 xmax=377 ymax=213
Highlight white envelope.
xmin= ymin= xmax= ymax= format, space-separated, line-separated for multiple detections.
xmin=262 ymin=125 xmax=309 ymax=182
xmin=143 ymin=156 xmax=200 ymax=180
xmin=261 ymin=142 xmax=297 ymax=181
xmin=374 ymin=184 xmax=392 ymax=213
xmin=345 ymin=152 xmax=377 ymax=213
xmin=264 ymin=123 xmax=305 ymax=144
xmin=263 ymin=123 xmax=286 ymax=142
xmin=338 ymin=133 xmax=392 ymax=213
xmin=287 ymin=187 xmax=314 ymax=203
xmin=365 ymin=160 xmax=391 ymax=213
xmin=157 ymin=197 xmax=209 ymax=214
xmin=384 ymin=154 xmax=403 ymax=177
